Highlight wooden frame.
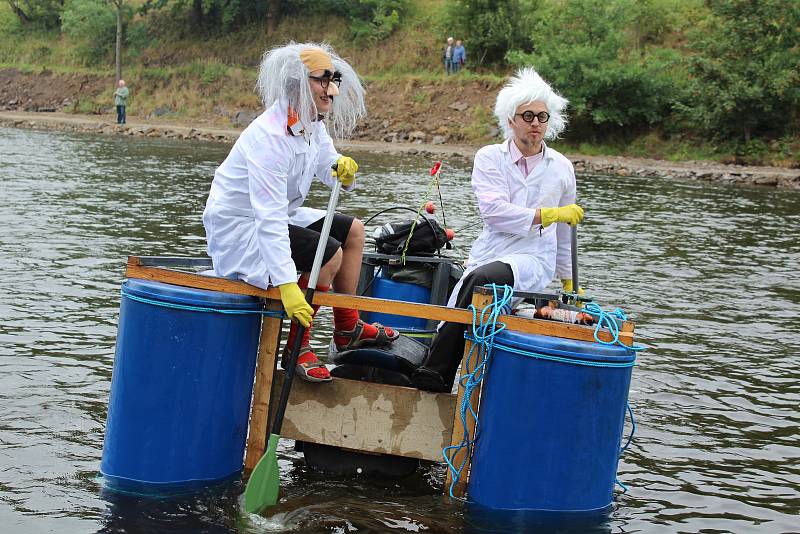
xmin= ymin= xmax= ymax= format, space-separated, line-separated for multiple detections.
xmin=124 ymin=256 xmax=636 ymax=497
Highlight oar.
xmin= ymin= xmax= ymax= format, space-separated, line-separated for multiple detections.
xmin=244 ymin=178 xmax=342 ymax=514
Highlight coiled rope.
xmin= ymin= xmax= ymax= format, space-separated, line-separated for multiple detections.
xmin=120 ymin=288 xmax=286 ymax=318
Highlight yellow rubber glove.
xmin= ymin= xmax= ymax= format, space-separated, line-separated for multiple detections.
xmin=278 ymin=282 xmax=313 ymax=327
xmin=540 ymin=204 xmax=585 ymax=228
xmin=561 ymin=279 xmax=586 ymax=307
xmin=332 ymin=156 xmax=358 ymax=187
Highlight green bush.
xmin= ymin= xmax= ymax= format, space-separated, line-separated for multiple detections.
xmin=446 ymin=0 xmax=532 ymax=66
xmin=684 ymin=0 xmax=800 ymax=142
xmin=506 ymin=0 xmax=686 ymax=138
xmin=60 ymin=0 xmax=116 ymax=64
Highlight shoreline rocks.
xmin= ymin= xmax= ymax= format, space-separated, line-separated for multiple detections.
xmin=1 ymin=111 xmax=798 ymax=189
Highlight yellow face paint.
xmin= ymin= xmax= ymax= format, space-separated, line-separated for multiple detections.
xmin=300 ymin=48 xmax=334 ymax=73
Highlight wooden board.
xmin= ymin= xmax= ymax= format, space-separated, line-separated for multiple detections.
xmin=274 ymin=371 xmax=456 ymax=462
xmin=243 ymin=302 xmax=283 ymax=472
xmin=125 ymin=257 xmax=635 ymax=346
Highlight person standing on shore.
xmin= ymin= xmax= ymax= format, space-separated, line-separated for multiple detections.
xmin=443 ymin=37 xmax=455 ymax=74
xmin=410 ymin=67 xmax=585 ymax=392
xmin=113 ymin=80 xmax=129 ymax=125
xmin=202 ymin=42 xmax=398 ymax=383
xmin=453 ymin=39 xmax=466 ymax=73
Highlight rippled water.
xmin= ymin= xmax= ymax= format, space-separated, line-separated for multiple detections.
xmin=1 ymin=127 xmax=798 ymax=533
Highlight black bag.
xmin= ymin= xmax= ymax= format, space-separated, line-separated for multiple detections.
xmin=373 ymin=215 xmax=449 ymax=255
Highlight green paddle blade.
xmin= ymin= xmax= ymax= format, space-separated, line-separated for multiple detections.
xmin=243 ymin=433 xmax=281 ymax=514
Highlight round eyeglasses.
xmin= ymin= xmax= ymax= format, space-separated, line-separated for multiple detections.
xmin=309 ymin=72 xmax=342 ymax=90
xmin=515 ymin=110 xmax=550 ymax=123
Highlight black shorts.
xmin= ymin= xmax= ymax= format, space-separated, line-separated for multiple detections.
xmin=288 ymin=213 xmax=355 ymax=272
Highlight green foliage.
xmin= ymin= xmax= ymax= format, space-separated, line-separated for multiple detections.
xmin=60 ymin=0 xmax=116 ymax=64
xmin=5 ymin=0 xmax=63 ymax=29
xmin=446 ymin=0 xmax=532 ymax=65
xmin=185 ymin=59 xmax=229 ymax=84
xmin=683 ymin=0 xmax=800 ymax=142
xmin=506 ymin=0 xmax=685 ymax=137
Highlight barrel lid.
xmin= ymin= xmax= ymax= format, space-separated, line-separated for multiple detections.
xmin=495 ymin=329 xmax=635 ymax=362
xmin=122 ymin=279 xmax=263 ymax=310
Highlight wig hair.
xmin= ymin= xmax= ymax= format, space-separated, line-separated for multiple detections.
xmin=494 ymin=67 xmax=568 ymax=141
xmin=256 ymin=41 xmax=366 ymax=139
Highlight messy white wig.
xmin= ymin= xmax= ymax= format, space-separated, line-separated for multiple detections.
xmin=256 ymin=41 xmax=366 ymax=139
xmin=494 ymin=67 xmax=568 ymax=140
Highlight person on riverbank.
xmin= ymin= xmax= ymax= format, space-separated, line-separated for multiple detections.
xmin=453 ymin=39 xmax=466 ymax=73
xmin=410 ymin=67 xmax=584 ymax=392
xmin=114 ymin=80 xmax=129 ymax=125
xmin=443 ymin=37 xmax=455 ymax=74
xmin=203 ymin=42 xmax=398 ymax=383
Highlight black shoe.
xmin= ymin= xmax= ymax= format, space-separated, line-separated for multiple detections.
xmin=410 ymin=366 xmax=447 ymax=393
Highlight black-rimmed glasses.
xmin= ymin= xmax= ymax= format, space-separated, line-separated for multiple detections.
xmin=309 ymin=71 xmax=342 ymax=90
xmin=515 ymin=110 xmax=550 ymax=123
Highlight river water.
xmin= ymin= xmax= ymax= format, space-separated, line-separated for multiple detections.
xmin=1 ymin=126 xmax=798 ymax=533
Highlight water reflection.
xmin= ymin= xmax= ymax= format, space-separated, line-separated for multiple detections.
xmin=0 ymin=127 xmax=798 ymax=533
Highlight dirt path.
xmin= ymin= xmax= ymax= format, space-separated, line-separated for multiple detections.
xmin=2 ymin=110 xmax=799 ymax=189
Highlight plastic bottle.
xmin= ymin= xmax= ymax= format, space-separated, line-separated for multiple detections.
xmin=516 ymin=306 xmax=594 ymax=325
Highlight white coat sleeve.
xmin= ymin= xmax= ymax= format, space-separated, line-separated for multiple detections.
xmin=315 ymin=123 xmax=355 ymax=192
xmin=554 ymin=163 xmax=577 ymax=280
xmin=245 ymin=135 xmax=298 ymax=287
xmin=472 ymin=149 xmax=536 ymax=235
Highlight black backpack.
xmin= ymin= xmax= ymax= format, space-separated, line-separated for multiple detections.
xmin=373 ymin=215 xmax=450 ymax=255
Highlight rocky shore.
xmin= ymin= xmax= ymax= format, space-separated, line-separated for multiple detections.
xmin=3 ymin=110 xmax=799 ymax=189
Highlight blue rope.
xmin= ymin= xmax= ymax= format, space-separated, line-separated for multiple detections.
xmin=583 ymin=302 xmax=646 ymax=352
xmin=121 ymin=289 xmax=286 ymax=318
xmin=443 ymin=283 xmax=515 ymax=500
xmin=615 ymin=402 xmax=637 ymax=494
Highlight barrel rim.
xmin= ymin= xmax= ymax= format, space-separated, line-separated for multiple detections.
xmin=495 ymin=329 xmax=635 ymax=362
xmin=122 ymin=278 xmax=263 ymax=310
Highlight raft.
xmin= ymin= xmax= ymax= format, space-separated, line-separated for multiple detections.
xmin=103 ymin=254 xmax=638 ymax=511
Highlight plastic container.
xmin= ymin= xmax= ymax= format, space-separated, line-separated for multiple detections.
xmin=362 ymin=273 xmax=431 ymax=331
xmin=467 ymin=329 xmax=636 ymax=513
xmin=100 ymin=279 xmax=263 ymax=494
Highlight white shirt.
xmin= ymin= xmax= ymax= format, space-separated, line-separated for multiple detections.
xmin=448 ymin=139 xmax=576 ymax=306
xmin=202 ymin=100 xmax=345 ymax=289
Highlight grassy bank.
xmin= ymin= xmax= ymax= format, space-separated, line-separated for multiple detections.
xmin=0 ymin=1 xmax=797 ymax=167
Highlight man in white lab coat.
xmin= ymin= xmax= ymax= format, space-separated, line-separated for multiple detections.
xmin=411 ymin=67 xmax=585 ymax=392
xmin=203 ymin=42 xmax=397 ymax=383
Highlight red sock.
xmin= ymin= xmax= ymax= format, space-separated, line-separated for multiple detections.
xmin=284 ymin=278 xmax=330 ymax=380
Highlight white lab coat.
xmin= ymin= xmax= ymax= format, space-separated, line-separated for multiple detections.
xmin=202 ymin=100 xmax=346 ymax=289
xmin=447 ymin=139 xmax=575 ymax=307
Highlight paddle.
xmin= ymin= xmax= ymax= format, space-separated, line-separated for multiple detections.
xmin=244 ymin=178 xmax=342 ymax=514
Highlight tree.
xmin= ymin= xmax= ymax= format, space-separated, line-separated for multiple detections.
xmin=110 ymin=0 xmax=124 ymax=81
xmin=685 ymin=0 xmax=800 ymax=142
xmin=5 ymin=0 xmax=63 ymax=28
xmin=446 ymin=0 xmax=532 ymax=65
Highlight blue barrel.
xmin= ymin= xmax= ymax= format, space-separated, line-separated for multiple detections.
xmin=101 ymin=279 xmax=263 ymax=494
xmin=467 ymin=329 xmax=636 ymax=513
xmin=363 ymin=273 xmax=431 ymax=331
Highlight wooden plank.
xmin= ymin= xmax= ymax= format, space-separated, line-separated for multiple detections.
xmin=243 ymin=301 xmax=283 ymax=473
xmin=125 ymin=258 xmax=634 ymax=346
xmin=274 ymin=371 xmax=457 ymax=462
xmin=445 ymin=290 xmax=495 ymax=497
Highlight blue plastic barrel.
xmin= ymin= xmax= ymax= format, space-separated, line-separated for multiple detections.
xmin=101 ymin=279 xmax=263 ymax=494
xmin=363 ymin=273 xmax=431 ymax=331
xmin=467 ymin=329 xmax=636 ymax=513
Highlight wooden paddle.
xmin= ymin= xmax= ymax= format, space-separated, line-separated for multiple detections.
xmin=243 ymin=179 xmax=342 ymax=514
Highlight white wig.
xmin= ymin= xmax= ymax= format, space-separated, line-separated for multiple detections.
xmin=256 ymin=41 xmax=366 ymax=139
xmin=494 ymin=67 xmax=569 ymax=140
